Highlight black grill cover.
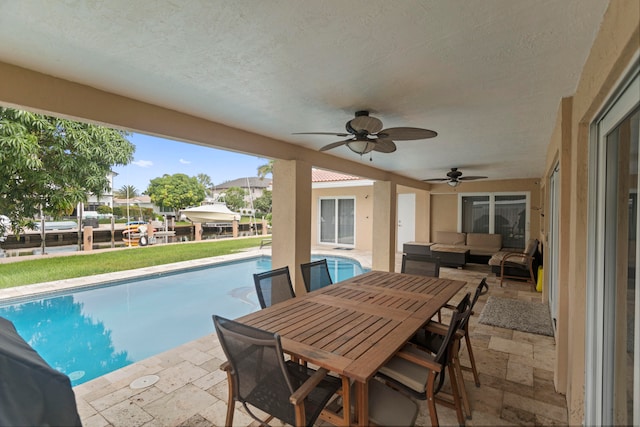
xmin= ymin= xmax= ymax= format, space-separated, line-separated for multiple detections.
xmin=0 ymin=316 xmax=82 ymax=426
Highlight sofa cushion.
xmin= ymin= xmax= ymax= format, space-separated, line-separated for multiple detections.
xmin=430 ymin=244 xmax=465 ymax=253
xmin=466 ymin=233 xmax=502 ymax=251
xmin=469 ymin=246 xmax=502 ymax=256
xmin=434 ymin=231 xmax=466 ymax=245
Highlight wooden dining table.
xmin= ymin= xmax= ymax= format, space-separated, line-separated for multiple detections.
xmin=235 ymin=270 xmax=467 ymax=426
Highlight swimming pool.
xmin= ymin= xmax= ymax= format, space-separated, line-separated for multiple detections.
xmin=0 ymin=255 xmax=367 ymax=386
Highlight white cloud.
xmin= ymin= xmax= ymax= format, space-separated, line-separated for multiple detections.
xmin=132 ymin=160 xmax=153 ymax=168
xmin=179 ymin=159 xmax=191 ymax=164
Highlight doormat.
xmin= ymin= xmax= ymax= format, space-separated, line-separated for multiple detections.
xmin=479 ymin=296 xmax=554 ymax=337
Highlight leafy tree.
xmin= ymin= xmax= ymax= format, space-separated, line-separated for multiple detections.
xmin=112 ymin=206 xmax=124 ymax=218
xmin=0 ymin=107 xmax=134 ymax=235
xmin=115 ymin=185 xmax=139 ymax=198
xmin=223 ymin=187 xmax=247 ymax=212
xmin=96 ymin=205 xmax=113 ymax=215
xmin=196 ymin=173 xmax=214 ymax=198
xmin=257 ymin=160 xmax=274 ymax=180
xmin=254 ymin=190 xmax=272 ymax=215
xmin=146 ymin=173 xmax=206 ymax=216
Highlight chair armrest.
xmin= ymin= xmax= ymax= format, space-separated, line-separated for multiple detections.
xmin=424 ymin=321 xmax=449 ymax=336
xmin=220 ymin=361 xmax=231 ymax=372
xmin=290 ymin=367 xmax=331 ymax=405
xmin=424 ymin=321 xmax=465 ymax=340
xmin=500 ymin=251 xmax=533 ymax=267
xmin=395 ymin=345 xmax=442 ymax=372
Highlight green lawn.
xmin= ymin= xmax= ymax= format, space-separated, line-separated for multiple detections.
xmin=0 ymin=237 xmax=267 ymax=289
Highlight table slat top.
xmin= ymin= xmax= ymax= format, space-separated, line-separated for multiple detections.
xmin=236 ymin=270 xmax=466 ymax=382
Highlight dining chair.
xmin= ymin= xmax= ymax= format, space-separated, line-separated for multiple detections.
xmin=212 ymin=315 xmax=342 ymax=427
xmin=434 ymin=277 xmax=488 ymax=387
xmin=349 ymin=379 xmax=420 ymax=427
xmin=376 ymin=293 xmax=472 ymax=427
xmin=253 ymin=266 xmax=295 ymax=309
xmin=300 ymin=259 xmax=333 ymax=292
xmin=401 ymin=253 xmax=440 ymax=277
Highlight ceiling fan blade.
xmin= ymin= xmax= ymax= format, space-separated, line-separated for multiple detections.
xmin=372 ymin=138 xmax=396 ymax=153
xmin=319 ymin=139 xmax=353 ymax=152
xmin=422 ymin=178 xmax=449 ymax=182
xmin=293 ymin=132 xmax=351 ymax=137
xmin=378 ymin=127 xmax=438 ymax=140
xmin=459 ymin=176 xmax=488 ymax=181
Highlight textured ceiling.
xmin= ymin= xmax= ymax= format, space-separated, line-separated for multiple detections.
xmin=0 ymin=0 xmax=608 ymax=182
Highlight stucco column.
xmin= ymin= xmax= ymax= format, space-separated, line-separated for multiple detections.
xmin=272 ymin=159 xmax=312 ymax=294
xmin=372 ymin=181 xmax=397 ymax=271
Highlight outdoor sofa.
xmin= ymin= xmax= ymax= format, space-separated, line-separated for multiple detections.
xmin=403 ymin=230 xmax=503 ymax=266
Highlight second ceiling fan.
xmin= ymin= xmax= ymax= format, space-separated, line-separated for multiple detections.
xmin=293 ymin=110 xmax=437 ymax=155
xmin=423 ymin=168 xmax=488 ymax=187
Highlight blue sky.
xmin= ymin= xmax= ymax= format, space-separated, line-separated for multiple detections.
xmin=112 ymin=133 xmax=271 ymax=193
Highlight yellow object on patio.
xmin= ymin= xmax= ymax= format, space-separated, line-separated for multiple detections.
xmin=536 ymin=266 xmax=543 ymax=292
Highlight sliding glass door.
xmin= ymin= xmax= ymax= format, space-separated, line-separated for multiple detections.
xmin=460 ymin=193 xmax=528 ymax=248
xmin=587 ymin=70 xmax=639 ymax=426
xmin=319 ymin=198 xmax=355 ymax=246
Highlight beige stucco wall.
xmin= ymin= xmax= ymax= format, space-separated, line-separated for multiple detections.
xmin=542 ymin=1 xmax=639 ymax=424
xmin=429 ymin=178 xmax=542 ymax=240
xmin=311 ymin=185 xmax=374 ymax=251
xmin=543 ymin=97 xmax=573 ymax=395
xmin=310 ymin=184 xmax=430 ymax=252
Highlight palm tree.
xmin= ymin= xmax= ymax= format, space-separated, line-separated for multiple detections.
xmin=116 ymin=185 xmax=139 ymax=198
xmin=257 ymin=160 xmax=274 ymax=180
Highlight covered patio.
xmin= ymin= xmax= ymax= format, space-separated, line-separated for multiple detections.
xmin=0 ymin=1 xmax=638 ymax=425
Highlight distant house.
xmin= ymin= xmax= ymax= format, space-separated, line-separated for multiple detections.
xmin=215 ymin=177 xmax=272 ymax=215
xmin=81 ymin=171 xmax=117 ymax=218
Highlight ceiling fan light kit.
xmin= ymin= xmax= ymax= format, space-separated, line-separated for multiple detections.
xmin=447 ymin=180 xmax=460 ymax=188
xmin=293 ymin=110 xmax=437 ymax=157
xmin=346 ymin=140 xmax=376 ymax=155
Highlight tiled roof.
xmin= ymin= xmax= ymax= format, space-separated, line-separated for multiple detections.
xmin=312 ymin=168 xmax=361 ymax=182
xmin=216 ymin=177 xmax=271 ymax=188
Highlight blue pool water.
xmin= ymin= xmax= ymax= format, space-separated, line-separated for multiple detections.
xmin=0 ymin=255 xmax=367 ymax=386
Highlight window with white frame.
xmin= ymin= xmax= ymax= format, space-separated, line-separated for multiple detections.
xmin=319 ymin=197 xmax=355 ymax=246
xmin=459 ymin=193 xmax=529 ymax=249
